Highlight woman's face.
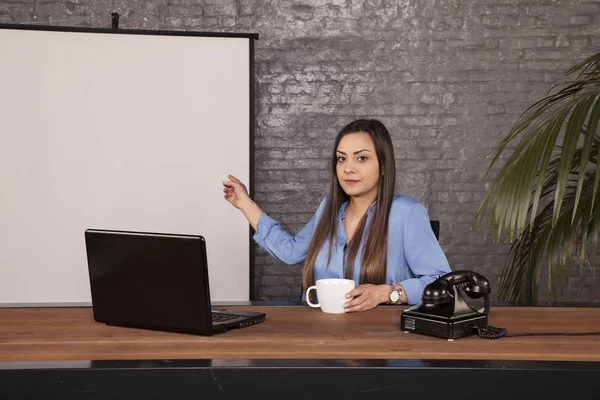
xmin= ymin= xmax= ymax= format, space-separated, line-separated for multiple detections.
xmin=336 ymin=132 xmax=380 ymax=200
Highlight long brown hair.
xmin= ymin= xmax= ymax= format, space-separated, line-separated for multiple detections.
xmin=302 ymin=119 xmax=397 ymax=291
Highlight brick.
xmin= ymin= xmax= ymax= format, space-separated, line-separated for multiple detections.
xmin=568 ymin=15 xmax=594 ymax=25
xmin=32 ymin=3 xmax=70 ymax=16
xmin=239 ymin=0 xmax=258 ymax=16
xmin=168 ymin=0 xmax=203 ymax=4
xmin=502 ymin=37 xmax=538 ymax=49
xmin=203 ymin=0 xmax=237 ymax=17
xmin=482 ymin=15 xmax=518 ymax=27
xmin=521 ymin=60 xmax=574 ymax=71
xmin=523 ymin=49 xmax=568 ymax=60
xmin=0 ymin=3 xmax=32 ymax=22
xmin=569 ymin=36 xmax=590 ymax=47
xmin=168 ymin=5 xmax=202 ymax=16
xmin=556 ymin=36 xmax=570 ymax=48
xmin=517 ymin=16 xmax=536 ymax=26
xmin=537 ymin=37 xmax=556 ymax=47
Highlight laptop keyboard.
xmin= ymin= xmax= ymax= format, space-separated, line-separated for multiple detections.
xmin=211 ymin=312 xmax=239 ymax=323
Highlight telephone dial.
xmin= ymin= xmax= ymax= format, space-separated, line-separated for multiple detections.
xmin=400 ymin=270 xmax=507 ymax=340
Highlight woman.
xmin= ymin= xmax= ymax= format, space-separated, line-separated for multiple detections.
xmin=223 ymin=119 xmax=451 ymax=312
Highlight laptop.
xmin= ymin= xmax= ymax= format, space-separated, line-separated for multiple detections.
xmin=84 ymin=229 xmax=265 ymax=336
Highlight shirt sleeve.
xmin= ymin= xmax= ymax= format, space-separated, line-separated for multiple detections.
xmin=399 ymin=202 xmax=452 ymax=305
xmin=252 ymin=196 xmax=327 ymax=265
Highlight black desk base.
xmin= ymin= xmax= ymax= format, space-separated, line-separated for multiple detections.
xmin=1 ymin=359 xmax=599 ymax=399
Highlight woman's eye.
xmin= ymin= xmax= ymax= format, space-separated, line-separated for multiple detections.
xmin=358 ymin=156 xmax=367 ymax=161
xmin=337 ymin=156 xmax=346 ymax=162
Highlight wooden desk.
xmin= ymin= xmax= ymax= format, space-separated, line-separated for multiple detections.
xmin=1 ymin=305 xmax=599 ymax=399
xmin=1 ymin=306 xmax=600 ymax=361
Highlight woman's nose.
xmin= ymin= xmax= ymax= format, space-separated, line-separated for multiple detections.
xmin=344 ymin=159 xmax=355 ymax=173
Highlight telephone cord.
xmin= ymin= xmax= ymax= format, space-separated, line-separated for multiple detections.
xmin=469 ymin=324 xmax=507 ymax=339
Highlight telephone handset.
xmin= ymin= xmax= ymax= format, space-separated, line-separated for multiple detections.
xmin=423 ymin=270 xmax=491 ymax=311
xmin=401 ymin=270 xmax=507 ymax=340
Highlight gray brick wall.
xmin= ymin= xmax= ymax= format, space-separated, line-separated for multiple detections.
xmin=2 ymin=0 xmax=599 ymax=304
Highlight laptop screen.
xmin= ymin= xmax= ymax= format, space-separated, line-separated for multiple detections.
xmin=85 ymin=229 xmax=214 ymax=333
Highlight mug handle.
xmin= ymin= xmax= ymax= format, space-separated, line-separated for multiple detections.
xmin=305 ymin=286 xmax=319 ymax=308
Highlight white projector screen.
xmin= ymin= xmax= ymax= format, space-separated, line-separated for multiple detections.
xmin=0 ymin=25 xmax=256 ymax=305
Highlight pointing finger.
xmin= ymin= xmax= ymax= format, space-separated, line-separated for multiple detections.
xmin=223 ymin=181 xmax=238 ymax=189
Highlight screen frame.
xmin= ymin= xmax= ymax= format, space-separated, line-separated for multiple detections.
xmin=0 ymin=23 xmax=259 ymax=303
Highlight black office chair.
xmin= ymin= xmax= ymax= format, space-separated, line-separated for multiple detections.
xmin=430 ymin=220 xmax=440 ymax=241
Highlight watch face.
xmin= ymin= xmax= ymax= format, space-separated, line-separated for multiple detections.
xmin=390 ymin=291 xmax=400 ymax=302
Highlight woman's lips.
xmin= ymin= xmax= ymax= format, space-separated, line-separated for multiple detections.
xmin=344 ymin=179 xmax=360 ymax=185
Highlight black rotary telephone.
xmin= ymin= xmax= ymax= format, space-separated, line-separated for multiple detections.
xmin=400 ymin=270 xmax=507 ymax=340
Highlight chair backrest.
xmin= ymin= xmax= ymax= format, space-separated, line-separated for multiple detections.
xmin=430 ymin=220 xmax=440 ymax=241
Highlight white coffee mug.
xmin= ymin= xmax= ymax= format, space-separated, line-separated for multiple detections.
xmin=305 ymin=278 xmax=356 ymax=314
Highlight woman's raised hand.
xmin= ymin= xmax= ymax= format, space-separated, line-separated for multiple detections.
xmin=223 ymin=174 xmax=251 ymax=209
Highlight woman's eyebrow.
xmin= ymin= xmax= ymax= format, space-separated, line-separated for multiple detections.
xmin=336 ymin=149 xmax=372 ymax=155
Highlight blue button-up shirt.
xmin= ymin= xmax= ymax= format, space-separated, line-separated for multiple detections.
xmin=253 ymin=194 xmax=451 ymax=305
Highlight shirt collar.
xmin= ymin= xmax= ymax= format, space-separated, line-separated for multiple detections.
xmin=339 ymin=199 xmax=377 ymax=218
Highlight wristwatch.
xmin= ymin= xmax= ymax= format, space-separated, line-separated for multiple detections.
xmin=388 ymin=284 xmax=403 ymax=305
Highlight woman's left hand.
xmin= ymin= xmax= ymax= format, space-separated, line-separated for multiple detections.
xmin=343 ymin=284 xmax=389 ymax=313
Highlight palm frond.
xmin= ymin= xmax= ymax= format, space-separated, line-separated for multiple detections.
xmin=474 ymin=86 xmax=600 ymax=242
xmin=568 ymin=53 xmax=600 ymax=80
xmin=499 ymin=169 xmax=599 ymax=304
xmin=474 ymin=53 xmax=600 ymax=304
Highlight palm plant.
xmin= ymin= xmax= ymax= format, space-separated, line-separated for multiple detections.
xmin=474 ymin=53 xmax=600 ymax=305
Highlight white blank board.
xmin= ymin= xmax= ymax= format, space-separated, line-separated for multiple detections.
xmin=0 ymin=27 xmax=253 ymax=304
